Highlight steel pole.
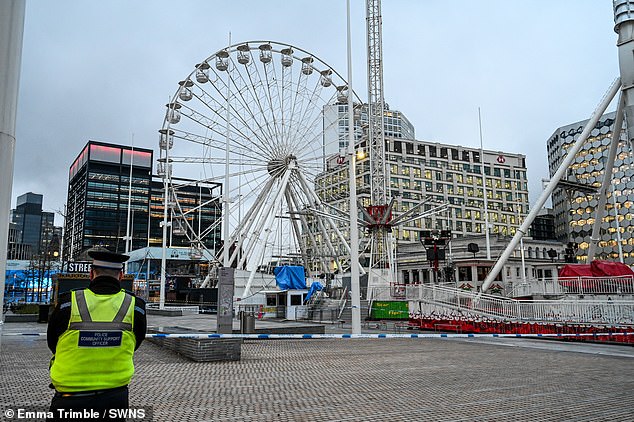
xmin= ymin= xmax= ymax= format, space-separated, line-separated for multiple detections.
xmin=478 ymin=108 xmax=491 ymax=260
xmin=347 ymin=0 xmax=361 ymax=334
xmin=0 ymin=0 xmax=26 ymax=348
xmin=614 ymin=0 xmax=634 ymax=151
xmin=223 ymin=33 xmax=231 ymax=268
xmin=481 ymin=78 xmax=621 ymax=293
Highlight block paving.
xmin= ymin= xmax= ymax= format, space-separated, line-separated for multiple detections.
xmin=1 ymin=321 xmax=634 ymax=421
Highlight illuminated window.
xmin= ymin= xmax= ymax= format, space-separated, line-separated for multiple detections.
xmin=90 ymin=144 xmax=121 ymax=163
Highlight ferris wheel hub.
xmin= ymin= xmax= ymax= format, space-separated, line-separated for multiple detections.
xmin=267 ymin=155 xmax=297 ymax=178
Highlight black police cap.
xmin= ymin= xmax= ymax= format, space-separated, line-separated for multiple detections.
xmin=87 ymin=247 xmax=129 ymax=270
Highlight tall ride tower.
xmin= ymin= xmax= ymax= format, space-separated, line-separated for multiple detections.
xmin=365 ymin=0 xmax=395 ymax=287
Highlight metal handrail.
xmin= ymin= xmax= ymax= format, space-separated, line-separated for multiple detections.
xmin=337 ymin=286 xmax=348 ymax=320
xmin=408 ymin=284 xmax=634 ymax=326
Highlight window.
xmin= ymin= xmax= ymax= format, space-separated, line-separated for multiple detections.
xmin=458 ymin=267 xmax=471 ymax=282
xmin=429 ymin=146 xmax=437 ymax=157
xmin=90 ymin=144 xmax=121 ymax=164
xmin=122 ymin=149 xmax=152 ymax=168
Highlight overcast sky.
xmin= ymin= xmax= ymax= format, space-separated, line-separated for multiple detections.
xmin=13 ymin=0 xmax=619 ymax=226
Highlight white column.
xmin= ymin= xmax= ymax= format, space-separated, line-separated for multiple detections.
xmin=347 ymin=0 xmax=361 ymax=335
xmin=0 ymin=0 xmax=26 ymax=347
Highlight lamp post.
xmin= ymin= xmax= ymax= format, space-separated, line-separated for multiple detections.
xmin=42 ymin=234 xmax=60 ymax=303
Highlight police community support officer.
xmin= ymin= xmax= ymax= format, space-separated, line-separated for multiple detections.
xmin=47 ymin=248 xmax=147 ymax=420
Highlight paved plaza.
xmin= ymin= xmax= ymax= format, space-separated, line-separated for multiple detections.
xmin=1 ymin=317 xmax=634 ymax=421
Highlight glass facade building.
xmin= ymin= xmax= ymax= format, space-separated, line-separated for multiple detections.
xmin=64 ymin=141 xmax=154 ymax=259
xmin=10 ymin=192 xmax=56 ymax=258
xmin=323 ymin=103 xmax=415 ymax=152
xmin=148 ymin=177 xmax=222 ymax=250
xmin=547 ymin=112 xmax=634 ymax=264
xmin=64 ymin=141 xmax=223 ymax=261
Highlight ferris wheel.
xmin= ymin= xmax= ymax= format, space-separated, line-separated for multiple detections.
xmin=157 ymin=41 xmax=360 ymax=286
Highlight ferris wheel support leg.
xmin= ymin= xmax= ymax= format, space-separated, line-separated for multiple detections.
xmin=294 ymin=172 xmax=341 ymax=269
xmin=228 ymin=177 xmax=277 ymax=267
xmin=290 ymin=196 xmax=329 ymax=274
xmin=236 ymin=184 xmax=283 ymax=273
xmin=588 ymin=94 xmax=625 ymax=262
xmin=284 ymin=191 xmax=312 ymax=276
xmin=241 ymin=167 xmax=294 ymax=299
xmin=481 ymin=78 xmax=621 ymax=294
xmin=296 ymin=170 xmax=365 ymax=275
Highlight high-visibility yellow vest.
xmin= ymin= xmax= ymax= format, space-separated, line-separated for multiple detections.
xmin=50 ymin=289 xmax=136 ymax=392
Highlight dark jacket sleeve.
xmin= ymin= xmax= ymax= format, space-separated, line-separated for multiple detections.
xmin=47 ymin=292 xmax=72 ymax=354
xmin=133 ymin=296 xmax=147 ymax=350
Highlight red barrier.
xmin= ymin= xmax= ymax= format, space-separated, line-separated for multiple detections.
xmin=409 ymin=316 xmax=634 ymax=344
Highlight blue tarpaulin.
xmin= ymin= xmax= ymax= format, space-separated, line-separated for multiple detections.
xmin=274 ymin=266 xmax=306 ymax=290
xmin=304 ymin=281 xmax=323 ymax=304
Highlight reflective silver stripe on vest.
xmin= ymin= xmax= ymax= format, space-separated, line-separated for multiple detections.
xmin=69 ymin=321 xmax=133 ymax=331
xmin=113 ymin=293 xmax=133 ymax=323
xmin=74 ymin=290 xmax=92 ymax=322
xmin=69 ymin=290 xmax=133 ymax=331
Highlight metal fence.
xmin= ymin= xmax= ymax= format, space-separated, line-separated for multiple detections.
xmin=370 ymin=284 xmax=634 ymax=326
xmin=510 ymin=276 xmax=634 ymax=297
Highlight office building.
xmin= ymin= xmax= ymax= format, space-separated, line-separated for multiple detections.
xmin=529 ymin=208 xmax=557 ymax=241
xmin=315 ymin=138 xmax=529 ymax=244
xmin=547 ymin=112 xmax=634 ymax=264
xmin=63 ymin=140 xmax=222 ymax=261
xmin=323 ymin=102 xmax=415 ymax=152
xmin=397 ymin=234 xmax=564 ymax=297
xmin=9 ymin=192 xmax=58 ymax=258
xmin=64 ymin=141 xmax=154 ymax=259
xmin=148 ymin=177 xmax=222 ymax=250
xmin=7 ymin=222 xmax=32 ymax=260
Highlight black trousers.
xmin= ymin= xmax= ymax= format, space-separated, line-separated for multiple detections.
xmin=48 ymin=386 xmax=128 ymax=421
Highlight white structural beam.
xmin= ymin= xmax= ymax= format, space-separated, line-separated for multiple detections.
xmin=481 ymin=78 xmax=621 ymax=293
xmin=0 ymin=0 xmax=26 ymax=347
xmin=587 ymin=94 xmax=625 ymax=261
xmin=241 ymin=165 xmax=294 ymax=298
xmin=614 ymin=0 xmax=634 ymax=152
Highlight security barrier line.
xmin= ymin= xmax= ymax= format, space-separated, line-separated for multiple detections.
xmin=3 ymin=332 xmax=634 ymax=339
